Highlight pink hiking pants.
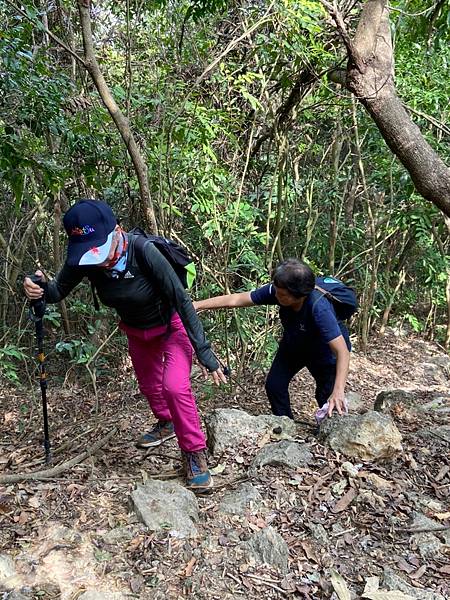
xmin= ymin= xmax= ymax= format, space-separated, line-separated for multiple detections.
xmin=119 ymin=314 xmax=206 ymax=452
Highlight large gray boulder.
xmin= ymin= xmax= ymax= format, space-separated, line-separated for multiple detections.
xmin=218 ymin=482 xmax=263 ymax=515
xmin=382 ymin=567 xmax=445 ymax=600
xmin=422 ymin=354 xmax=450 ymax=383
xmin=0 ymin=554 xmax=16 ymax=581
xmin=418 ymin=425 xmax=450 ymax=444
xmin=0 ymin=554 xmax=21 ymax=591
xmin=416 ymin=395 xmax=450 ymax=414
xmin=251 ymin=440 xmax=313 ymax=471
xmin=240 ymin=527 xmax=289 ymax=573
xmin=205 ymin=409 xmax=297 ymax=455
xmin=131 ymin=480 xmax=199 ymax=538
xmin=346 ymin=390 xmax=366 ymax=413
xmin=374 ymin=389 xmax=417 ymax=413
xmin=409 ymin=511 xmax=450 ymax=546
xmin=319 ymin=411 xmax=402 ymax=460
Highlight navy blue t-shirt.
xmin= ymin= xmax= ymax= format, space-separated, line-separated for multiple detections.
xmin=250 ymin=283 xmax=351 ymax=365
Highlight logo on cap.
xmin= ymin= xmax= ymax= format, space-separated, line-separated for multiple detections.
xmin=70 ymin=225 xmax=95 ymax=236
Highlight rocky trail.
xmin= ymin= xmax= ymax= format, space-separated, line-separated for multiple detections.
xmin=0 ymin=330 xmax=449 ymax=600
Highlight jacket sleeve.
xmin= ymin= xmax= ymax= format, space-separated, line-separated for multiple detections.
xmin=141 ymin=242 xmax=220 ymax=372
xmin=44 ymin=262 xmax=85 ymax=303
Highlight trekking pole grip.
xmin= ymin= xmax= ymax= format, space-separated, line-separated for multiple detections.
xmin=28 ymin=274 xmax=46 ymax=320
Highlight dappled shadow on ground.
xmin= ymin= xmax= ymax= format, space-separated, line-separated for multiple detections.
xmin=0 ymin=331 xmax=449 ymax=599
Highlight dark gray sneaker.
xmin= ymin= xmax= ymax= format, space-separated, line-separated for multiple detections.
xmin=136 ymin=420 xmax=176 ymax=448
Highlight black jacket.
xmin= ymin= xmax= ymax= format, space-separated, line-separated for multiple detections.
xmin=45 ymin=234 xmax=219 ymax=372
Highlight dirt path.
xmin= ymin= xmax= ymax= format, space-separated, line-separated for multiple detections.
xmin=0 ymin=331 xmax=449 ymax=599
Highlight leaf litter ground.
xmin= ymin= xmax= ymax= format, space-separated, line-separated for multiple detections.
xmin=0 ymin=330 xmax=449 ymax=599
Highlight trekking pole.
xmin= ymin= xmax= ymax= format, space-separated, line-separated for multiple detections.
xmin=28 ymin=275 xmax=51 ymax=464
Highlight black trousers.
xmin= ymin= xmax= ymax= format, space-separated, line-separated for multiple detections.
xmin=265 ymin=342 xmax=337 ymax=419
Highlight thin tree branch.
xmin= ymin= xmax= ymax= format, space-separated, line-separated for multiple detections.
xmin=406 ymin=105 xmax=450 ymax=137
xmin=4 ymin=0 xmax=86 ymax=67
xmin=320 ymin=0 xmax=366 ymax=72
xmin=0 ymin=428 xmax=117 ymax=484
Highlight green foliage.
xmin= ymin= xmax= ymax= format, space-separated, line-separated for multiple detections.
xmin=0 ymin=345 xmax=27 ymax=384
xmin=1 ymin=0 xmax=449 ymax=382
xmin=55 ymin=338 xmax=98 ymax=366
xmin=185 ymin=0 xmax=228 ymax=22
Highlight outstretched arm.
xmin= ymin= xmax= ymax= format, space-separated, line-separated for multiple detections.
xmin=193 ymin=292 xmax=254 ymax=311
xmin=327 ymin=335 xmax=350 ymax=417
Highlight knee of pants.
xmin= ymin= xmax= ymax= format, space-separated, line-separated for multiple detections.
xmin=265 ymin=376 xmax=285 ymax=399
xmin=162 ymin=379 xmax=192 ymax=400
xmin=138 ymin=382 xmax=162 ymax=402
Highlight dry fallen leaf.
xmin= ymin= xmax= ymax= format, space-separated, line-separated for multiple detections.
xmin=433 ymin=511 xmax=450 ymax=520
xmin=184 ymin=556 xmax=196 ymax=577
xmin=395 ymin=557 xmax=416 ymax=574
xmin=300 ymin=540 xmax=319 ymax=563
xmin=332 ymin=487 xmax=357 ymax=513
xmin=28 ymin=496 xmax=41 ymax=508
xmin=130 ymin=575 xmax=144 ymax=593
xmin=408 ymin=564 xmax=426 ymax=580
xmin=210 ymin=463 xmax=226 ymax=475
xmin=343 ymin=532 xmax=353 ymax=545
xmin=362 ymin=592 xmax=415 ymax=600
xmin=439 ymin=564 xmax=450 ymax=575
xmin=330 ymin=570 xmax=351 ymax=600
xmin=16 ymin=511 xmax=30 ymax=525
xmin=363 ymin=576 xmax=379 ymax=593
xmin=435 ymin=465 xmax=449 ymax=482
xmin=3 ymin=412 xmax=15 ymax=424
xmin=79 ymin=510 xmax=87 ymax=524
xmin=128 ymin=536 xmax=143 ymax=552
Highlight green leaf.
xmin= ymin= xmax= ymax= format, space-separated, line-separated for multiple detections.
xmin=185 ymin=262 xmax=197 ymax=289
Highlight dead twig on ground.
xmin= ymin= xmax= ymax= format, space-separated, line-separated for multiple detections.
xmin=0 ymin=428 xmax=117 ymax=483
xmin=244 ymin=573 xmax=289 ymax=596
xmin=399 ymin=525 xmax=450 ymax=534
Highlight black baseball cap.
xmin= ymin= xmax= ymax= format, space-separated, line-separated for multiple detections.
xmin=63 ymin=199 xmax=117 ymax=266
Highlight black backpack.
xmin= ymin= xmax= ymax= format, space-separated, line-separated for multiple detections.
xmin=129 ymin=227 xmax=195 ymax=289
xmin=89 ymin=228 xmax=195 ymax=310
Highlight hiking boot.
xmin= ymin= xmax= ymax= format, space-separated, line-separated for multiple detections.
xmin=136 ymin=420 xmax=176 ymax=448
xmin=182 ymin=449 xmax=213 ymax=493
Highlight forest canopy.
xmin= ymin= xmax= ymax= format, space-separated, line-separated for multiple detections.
xmin=0 ymin=0 xmax=449 ymax=383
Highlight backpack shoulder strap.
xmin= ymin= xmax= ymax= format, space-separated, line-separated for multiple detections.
xmin=307 ymin=288 xmax=324 ymax=315
xmin=129 ymin=233 xmax=152 ymax=277
xmin=314 ymin=284 xmax=343 ymax=305
xmin=129 ymin=233 xmax=172 ymax=330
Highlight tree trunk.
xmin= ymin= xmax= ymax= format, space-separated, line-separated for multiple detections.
xmin=76 ymin=0 xmax=158 ymax=233
xmin=328 ymin=0 xmax=450 ymax=217
xmin=445 ymin=216 xmax=450 ymax=349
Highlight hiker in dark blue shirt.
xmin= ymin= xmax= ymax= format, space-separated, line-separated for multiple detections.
xmin=194 ymin=259 xmax=352 ymax=420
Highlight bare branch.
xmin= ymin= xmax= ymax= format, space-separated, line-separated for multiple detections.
xmin=0 ymin=428 xmax=117 ymax=484
xmin=320 ymin=0 xmax=366 ymax=72
xmin=4 ymin=0 xmax=86 ymax=68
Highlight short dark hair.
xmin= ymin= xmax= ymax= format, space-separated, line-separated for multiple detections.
xmin=272 ymin=259 xmax=315 ymax=298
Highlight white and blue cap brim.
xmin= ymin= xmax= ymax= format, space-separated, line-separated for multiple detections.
xmin=78 ymin=229 xmax=116 ymax=265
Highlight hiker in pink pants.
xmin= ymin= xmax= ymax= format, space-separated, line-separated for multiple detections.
xmin=24 ymin=199 xmax=226 ymax=493
xmin=120 ymin=314 xmax=206 ymax=453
